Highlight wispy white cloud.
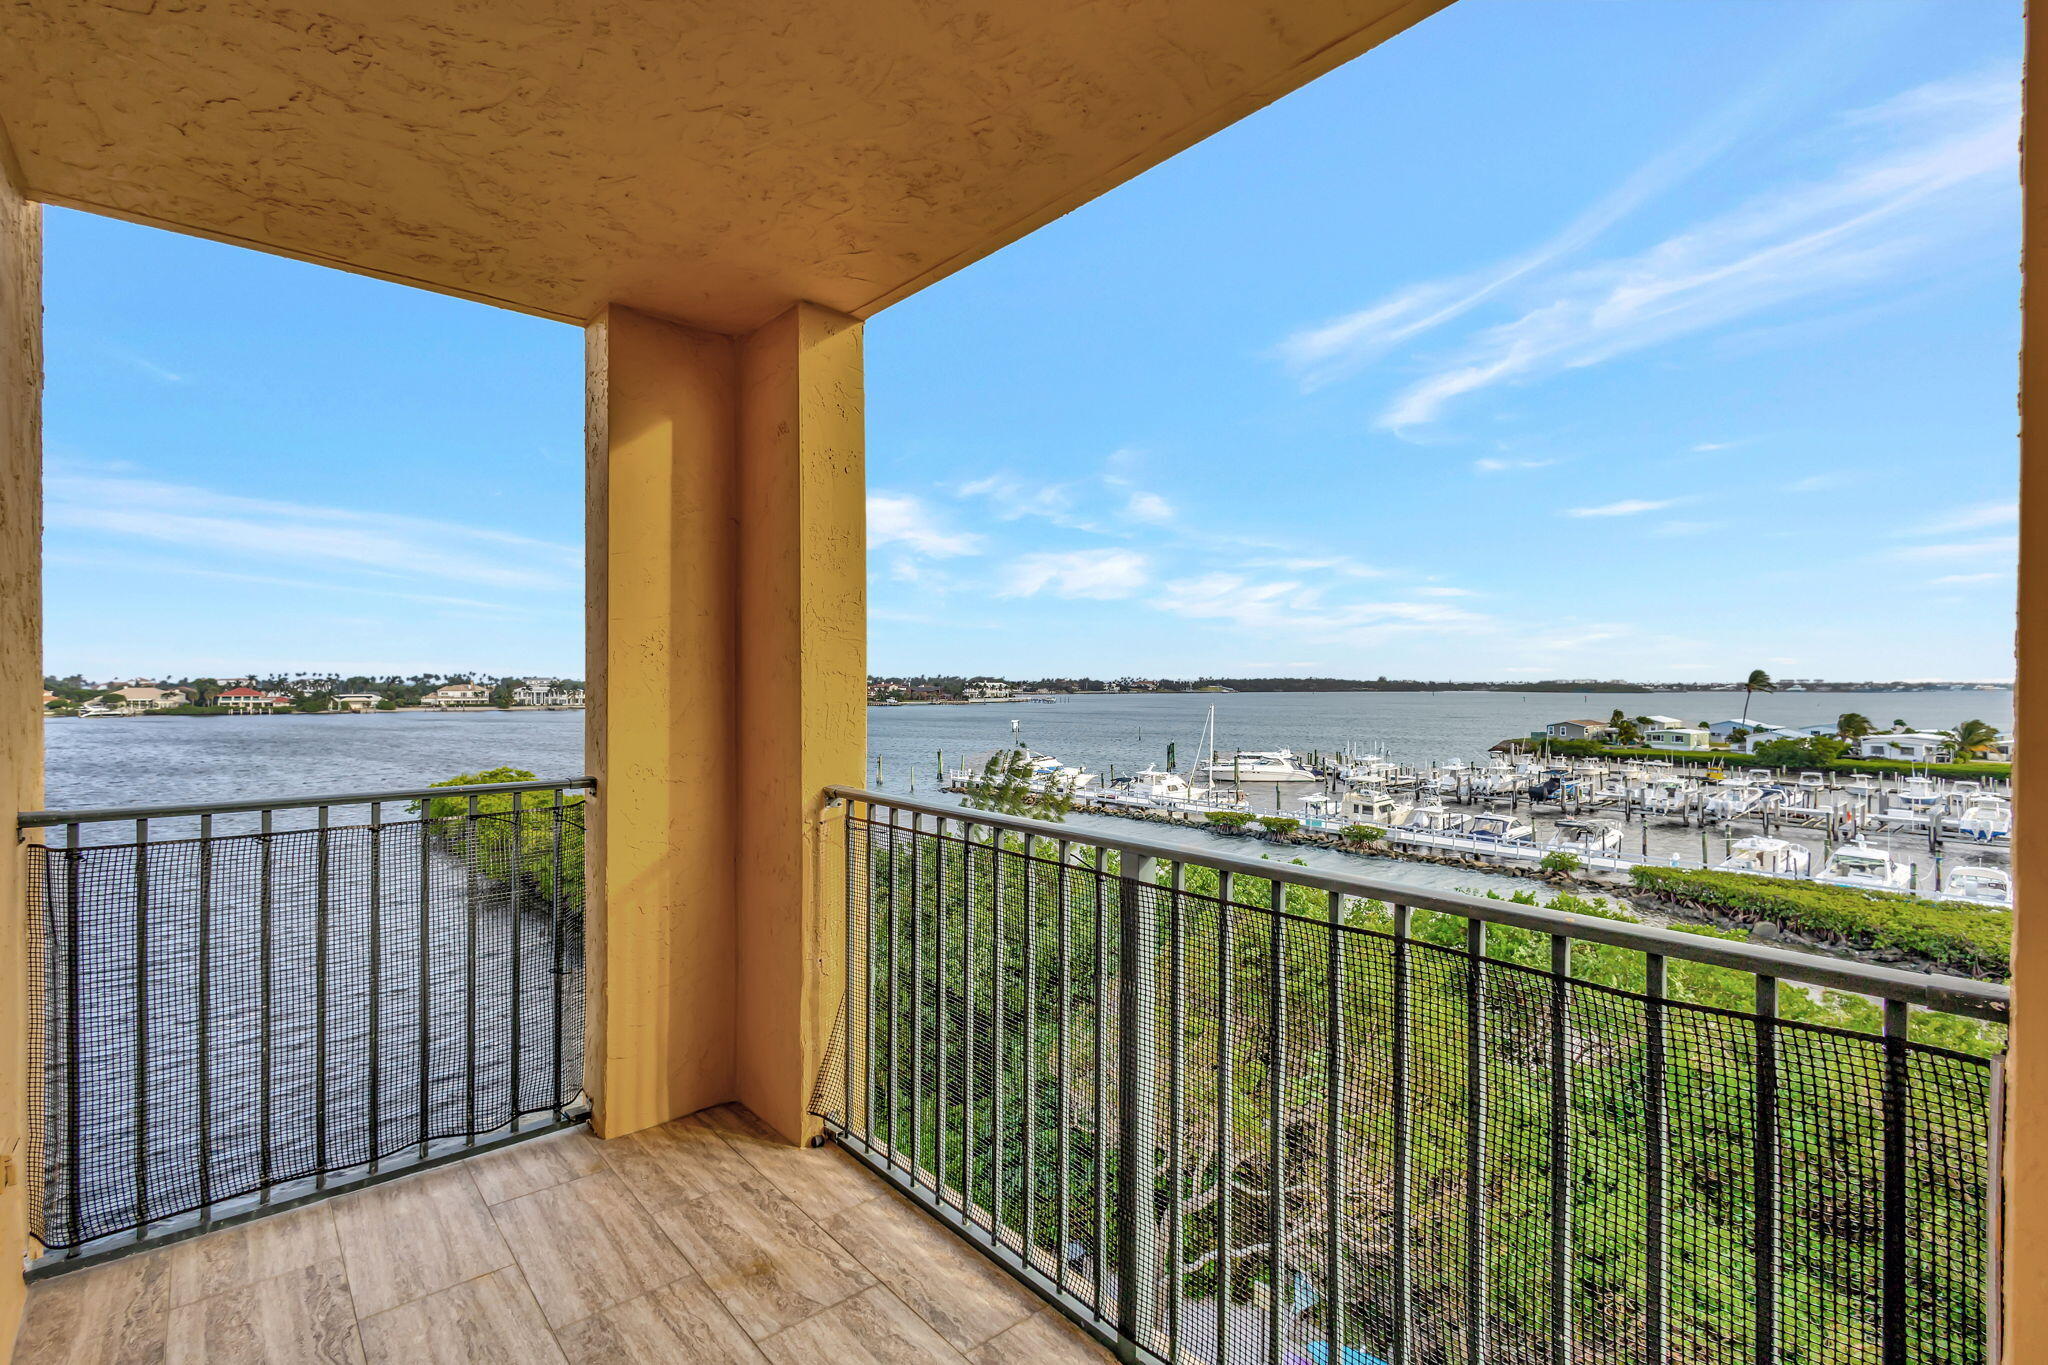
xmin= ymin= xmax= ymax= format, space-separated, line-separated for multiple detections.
xmin=1243 ymin=554 xmax=1387 ymax=580
xmin=1653 ymin=520 xmax=1721 ymax=537
xmin=1125 ymin=491 xmax=1174 ymax=524
xmin=1909 ymin=501 xmax=2017 ymax=535
xmin=1001 ymin=549 xmax=1150 ymax=599
xmin=1154 ymin=574 xmax=1490 ymax=642
xmin=1415 ymin=585 xmax=1479 ymax=597
xmin=1785 ymin=473 xmax=1847 ymax=493
xmin=1692 ymin=441 xmax=1739 ymax=452
xmin=1565 ymin=498 xmax=1683 ymax=518
xmin=46 ymin=473 xmax=578 ymax=591
xmin=869 ymin=492 xmax=982 ymax=557
xmin=1473 ymin=457 xmax=1556 ymax=473
xmin=1930 ymin=571 xmax=2009 ymax=585
xmin=1279 ymin=68 xmax=2016 ymax=431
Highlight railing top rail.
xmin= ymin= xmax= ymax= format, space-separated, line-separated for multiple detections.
xmin=826 ymin=784 xmax=2011 ymax=1021
xmin=17 ymin=776 xmax=597 ymax=828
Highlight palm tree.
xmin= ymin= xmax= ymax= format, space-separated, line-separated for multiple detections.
xmin=1836 ymin=712 xmax=1873 ymax=741
xmin=1942 ymin=718 xmax=2001 ymax=759
xmin=1738 ymin=669 xmax=1775 ymax=723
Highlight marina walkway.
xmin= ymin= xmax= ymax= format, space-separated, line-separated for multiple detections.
xmin=11 ymin=1105 xmax=1111 ymax=1364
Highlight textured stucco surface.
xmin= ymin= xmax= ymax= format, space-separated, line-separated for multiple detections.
xmin=0 ymin=144 xmax=39 ymax=1354
xmin=0 ymin=0 xmax=1446 ymax=330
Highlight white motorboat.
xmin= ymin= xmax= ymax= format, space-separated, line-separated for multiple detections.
xmin=1399 ymin=803 xmax=1466 ymax=834
xmin=1546 ymin=818 xmax=1621 ymax=856
xmin=1463 ymin=811 xmax=1535 ymax=842
xmin=1883 ymin=775 xmax=1942 ymax=818
xmin=1201 ymin=749 xmax=1317 ymax=782
xmin=1940 ymin=864 xmax=2013 ymax=907
xmin=1636 ymin=779 xmax=1694 ymax=815
xmin=1714 ymin=836 xmax=1813 ymax=880
xmin=1816 ymin=841 xmax=1913 ymax=892
xmin=1339 ymin=789 xmax=1412 ymax=827
xmin=1021 ymin=752 xmax=1097 ymax=791
xmin=1957 ymin=795 xmax=2012 ymax=842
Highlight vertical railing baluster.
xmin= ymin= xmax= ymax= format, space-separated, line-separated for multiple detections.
xmin=1266 ymin=879 xmax=1286 ymax=1365
xmin=1550 ymin=932 xmax=1573 ymax=1364
xmin=368 ymin=802 xmax=383 ymax=1171
xmin=1755 ymin=974 xmax=1780 ymax=1365
xmin=132 ymin=817 xmax=149 ymax=1238
xmin=909 ymin=811 xmax=925 ymax=1187
xmin=1392 ymin=903 xmax=1413 ymax=1365
xmin=960 ymin=822 xmax=977 ymax=1222
xmin=1021 ymin=831 xmax=1037 ymax=1260
xmin=1327 ymin=890 xmax=1346 ymax=1359
xmin=260 ymin=808 xmax=275 ymax=1198
xmin=1644 ymin=953 xmax=1667 ymax=1365
xmin=1465 ymin=917 xmax=1487 ymax=1365
xmin=1055 ymin=838 xmax=1072 ymax=1290
xmin=983 ymin=822 xmax=999 ymax=1252
xmin=1883 ymin=998 xmax=1909 ymax=1365
xmin=315 ymin=805 xmax=331 ymax=1188
xmin=463 ymin=794 xmax=480 ymax=1139
xmin=417 ymin=796 xmax=432 ymax=1157
xmin=1093 ymin=852 xmax=1109 ymax=1314
xmin=509 ymin=792 xmax=524 ymax=1121
xmin=1218 ymin=868 xmax=1237 ymax=1365
xmin=1169 ymin=862 xmax=1188 ymax=1359
xmin=1117 ymin=850 xmax=1160 ymax=1354
xmin=859 ymin=801 xmax=875 ymax=1145
xmin=64 ymin=821 xmax=81 ymax=1250
xmin=842 ymin=799 xmax=858 ymax=1135
xmin=885 ymin=805 xmax=901 ymax=1167
xmin=549 ymin=788 xmax=567 ymax=1120
xmin=197 ymin=814 xmax=213 ymax=1209
xmin=934 ymin=818 xmax=950 ymax=1204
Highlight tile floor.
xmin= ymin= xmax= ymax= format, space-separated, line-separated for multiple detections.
xmin=10 ymin=1105 xmax=1114 ymax=1364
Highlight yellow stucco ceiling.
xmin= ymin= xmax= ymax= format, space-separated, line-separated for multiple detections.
xmin=0 ymin=0 xmax=1447 ymax=332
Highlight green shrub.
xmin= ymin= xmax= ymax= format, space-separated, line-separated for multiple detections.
xmin=1540 ymin=851 xmax=1582 ymax=874
xmin=422 ymin=767 xmax=586 ymax=903
xmin=1585 ymin=745 xmax=2009 ymax=780
xmin=1204 ymin=810 xmax=1255 ymax=830
xmin=1630 ymin=866 xmax=2009 ymax=978
xmin=1255 ymin=816 xmax=1300 ymax=836
xmin=1340 ymin=824 xmax=1386 ymax=844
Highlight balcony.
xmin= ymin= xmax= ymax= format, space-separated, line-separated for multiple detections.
xmin=13 ymin=1107 xmax=1109 ymax=1363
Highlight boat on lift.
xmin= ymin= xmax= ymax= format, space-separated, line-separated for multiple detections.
xmin=1957 ymin=795 xmax=2012 ymax=842
xmin=1200 ymin=749 xmax=1317 ymax=782
xmin=1815 ymin=841 xmax=1913 ymax=892
xmin=1546 ymin=818 xmax=1621 ymax=856
xmin=1399 ymin=802 xmax=1466 ymax=834
xmin=1940 ymin=864 xmax=2013 ymax=907
xmin=1713 ymin=836 xmax=1813 ymax=880
xmin=1463 ymin=811 xmax=1535 ymax=843
xmin=1339 ymin=789 xmax=1412 ymax=827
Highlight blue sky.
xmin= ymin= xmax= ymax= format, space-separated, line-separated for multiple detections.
xmin=43 ymin=0 xmax=2020 ymax=682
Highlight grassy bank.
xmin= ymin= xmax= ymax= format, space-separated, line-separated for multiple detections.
xmin=1629 ymin=866 xmax=2009 ymax=978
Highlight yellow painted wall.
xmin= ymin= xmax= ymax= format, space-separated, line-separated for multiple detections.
xmin=734 ymin=304 xmax=866 ymax=1143
xmin=0 ymin=140 xmax=39 ymax=1355
xmin=2009 ymin=5 xmax=2047 ymax=1351
xmin=584 ymin=305 xmax=742 ymax=1136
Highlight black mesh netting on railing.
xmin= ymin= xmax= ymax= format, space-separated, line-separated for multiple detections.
xmin=815 ymin=811 xmax=1996 ymax=1365
xmin=25 ymin=802 xmax=585 ymax=1249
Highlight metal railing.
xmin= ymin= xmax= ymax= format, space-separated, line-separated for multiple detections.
xmin=814 ymin=787 xmax=2007 ymax=1365
xmin=17 ymin=776 xmax=593 ymax=1263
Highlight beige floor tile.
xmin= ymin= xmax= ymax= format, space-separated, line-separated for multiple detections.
xmin=648 ymin=1174 xmax=873 ymax=1340
xmin=332 ymin=1167 xmax=511 ymax=1318
xmin=701 ymin=1106 xmax=888 ymax=1220
xmin=554 ymin=1275 xmax=767 ymax=1363
xmin=965 ymin=1308 xmax=1113 ymax=1365
xmin=13 ymin=1251 xmax=170 ymax=1365
xmin=598 ymin=1112 xmax=756 ymax=1207
xmin=357 ymin=1267 xmax=564 ymax=1365
xmin=822 ymin=1191 xmax=1039 ymax=1352
xmin=490 ymin=1170 xmax=690 ymax=1329
xmin=466 ymin=1130 xmax=608 ymax=1206
xmin=166 ymin=1205 xmax=341 ymax=1307
xmin=164 ymin=1260 xmax=361 ymax=1365
xmin=757 ymin=1285 xmax=966 ymax=1364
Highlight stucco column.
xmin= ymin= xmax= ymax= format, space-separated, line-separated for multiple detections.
xmin=584 ymin=305 xmax=742 ymax=1136
xmin=2010 ymin=3 xmax=2048 ymax=1351
xmin=584 ymin=300 xmax=863 ymax=1144
xmin=735 ymin=303 xmax=865 ymax=1143
xmin=0 ymin=146 xmax=41 ymax=1346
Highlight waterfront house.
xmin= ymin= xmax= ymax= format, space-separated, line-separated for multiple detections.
xmin=1542 ymin=718 xmax=1612 ymax=741
xmin=1733 ymin=726 xmax=1807 ymax=753
xmin=965 ymin=679 xmax=1014 ymax=700
xmin=0 ymin=6 xmax=2042 ymax=1364
xmin=1706 ymin=717 xmax=1780 ymax=743
xmin=423 ymin=682 xmax=492 ymax=708
xmin=1643 ymin=725 xmax=1710 ymax=750
xmin=216 ymin=686 xmax=286 ymax=714
xmin=334 ymin=693 xmax=381 ymax=712
xmin=1858 ymin=731 xmax=1956 ymax=762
